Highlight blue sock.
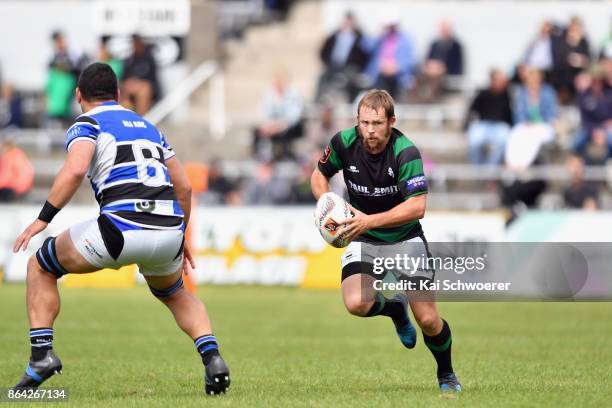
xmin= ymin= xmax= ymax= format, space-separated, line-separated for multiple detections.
xmin=30 ymin=328 xmax=53 ymax=360
xmin=194 ymin=334 xmax=219 ymax=365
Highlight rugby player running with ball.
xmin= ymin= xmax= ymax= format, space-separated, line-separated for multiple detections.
xmin=311 ymin=89 xmax=460 ymax=393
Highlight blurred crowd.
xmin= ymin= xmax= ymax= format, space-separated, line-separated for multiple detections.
xmin=0 ymin=11 xmax=610 ymax=210
xmin=0 ymin=140 xmax=33 ymax=202
xmin=45 ymin=31 xmax=161 ymax=124
xmin=0 ymin=31 xmax=161 ymax=131
xmin=470 ymin=17 xmax=611 ymax=212
xmin=200 ymin=13 xmax=611 ymax=210
xmin=0 ymin=31 xmax=163 ymax=203
xmin=315 ymin=13 xmax=466 ymax=104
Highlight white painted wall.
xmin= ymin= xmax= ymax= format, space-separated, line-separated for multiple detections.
xmin=0 ymin=1 xmax=94 ymax=90
xmin=0 ymin=0 xmax=190 ymax=90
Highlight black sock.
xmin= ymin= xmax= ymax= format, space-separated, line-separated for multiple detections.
xmin=194 ymin=334 xmax=220 ymax=366
xmin=423 ymin=319 xmax=454 ymax=378
xmin=30 ymin=328 xmax=54 ymax=361
xmin=366 ymin=293 xmax=408 ymax=325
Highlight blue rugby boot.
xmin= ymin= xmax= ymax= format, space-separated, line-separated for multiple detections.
xmin=392 ymin=292 xmax=417 ymax=349
xmin=14 ymin=349 xmax=63 ymax=389
xmin=438 ymin=372 xmax=462 ymax=393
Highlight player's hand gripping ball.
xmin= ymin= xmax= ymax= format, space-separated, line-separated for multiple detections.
xmin=314 ymin=192 xmax=353 ymax=248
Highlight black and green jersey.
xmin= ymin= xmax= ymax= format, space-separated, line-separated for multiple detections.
xmin=318 ymin=126 xmax=428 ymax=243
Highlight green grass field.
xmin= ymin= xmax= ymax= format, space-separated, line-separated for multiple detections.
xmin=1 ymin=284 xmax=611 ymax=407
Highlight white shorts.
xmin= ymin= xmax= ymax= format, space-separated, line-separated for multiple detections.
xmin=69 ymin=217 xmax=184 ymax=277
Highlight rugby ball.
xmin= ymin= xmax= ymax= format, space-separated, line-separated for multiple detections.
xmin=314 ymin=192 xmax=353 ymax=248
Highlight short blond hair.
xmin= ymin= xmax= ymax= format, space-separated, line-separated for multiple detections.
xmin=357 ymin=89 xmax=395 ymax=120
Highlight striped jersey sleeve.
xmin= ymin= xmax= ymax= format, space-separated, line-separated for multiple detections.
xmin=65 ymin=115 xmax=100 ymax=151
xmin=394 ymin=136 xmax=428 ymax=199
xmin=317 ymin=132 xmax=343 ymax=178
xmin=159 ymin=131 xmax=176 ymax=160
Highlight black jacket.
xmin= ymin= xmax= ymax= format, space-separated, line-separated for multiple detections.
xmin=320 ymin=30 xmax=369 ymax=71
xmin=427 ymin=38 xmax=464 ymax=75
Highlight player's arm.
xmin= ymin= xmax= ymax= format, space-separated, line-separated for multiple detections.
xmin=311 ymin=133 xmax=343 ymax=200
xmin=311 ymin=168 xmax=330 ymax=200
xmin=165 ymin=156 xmax=192 ymax=226
xmin=343 ymin=195 xmax=427 ymax=241
xmin=349 ymin=194 xmax=426 ymax=229
xmin=164 ymin=155 xmax=195 ymax=272
xmin=13 ymin=141 xmax=95 ymax=252
xmin=47 ymin=141 xmax=95 ymax=208
xmin=344 ymin=141 xmax=428 ymax=240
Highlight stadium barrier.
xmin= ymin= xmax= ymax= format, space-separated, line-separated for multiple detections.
xmin=0 ymin=205 xmax=505 ymax=288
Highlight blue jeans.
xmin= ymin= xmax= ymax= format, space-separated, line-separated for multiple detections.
xmin=468 ymin=121 xmax=511 ymax=165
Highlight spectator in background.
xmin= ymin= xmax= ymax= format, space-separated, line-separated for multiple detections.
xmin=264 ymin=0 xmax=292 ymax=21
xmin=505 ymin=68 xmax=558 ymax=169
xmin=583 ymin=127 xmax=611 ymax=165
xmin=365 ymin=19 xmax=415 ymax=99
xmin=46 ymin=30 xmax=77 ymax=124
xmin=253 ymin=70 xmax=304 ymax=161
xmin=291 ymin=155 xmax=318 ymax=204
xmin=499 ymin=170 xmax=547 ymax=217
xmin=563 ymin=155 xmax=599 ymax=209
xmin=523 ymin=21 xmax=556 ymax=80
xmin=550 ymin=17 xmax=591 ymax=103
xmin=0 ymin=84 xmax=23 ymax=129
xmin=201 ymin=158 xmax=241 ymax=206
xmin=410 ymin=19 xmax=463 ymax=102
xmin=304 ymin=103 xmax=337 ymax=152
xmin=0 ymin=140 xmax=34 ymax=202
xmin=98 ymin=36 xmax=123 ymax=81
xmin=315 ymin=12 xmax=370 ymax=103
xmin=426 ymin=20 xmax=464 ymax=76
xmin=464 ymin=69 xmax=513 ymax=165
xmin=502 ymin=68 xmax=553 ymax=216
xmin=243 ymin=160 xmax=293 ymax=204
xmin=121 ymin=34 xmax=160 ymax=115
xmin=573 ymin=66 xmax=612 ymax=156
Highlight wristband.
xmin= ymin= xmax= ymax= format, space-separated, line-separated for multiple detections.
xmin=38 ymin=201 xmax=61 ymax=223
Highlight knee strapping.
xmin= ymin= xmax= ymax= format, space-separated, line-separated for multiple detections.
xmin=149 ymin=276 xmax=184 ymax=298
xmin=35 ymin=237 xmax=68 ymax=278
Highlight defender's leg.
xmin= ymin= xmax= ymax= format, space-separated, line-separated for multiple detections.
xmin=17 ymin=229 xmax=98 ymax=389
xmin=145 ymin=270 xmax=230 ymax=395
xmin=145 ymin=270 xmax=212 ymax=339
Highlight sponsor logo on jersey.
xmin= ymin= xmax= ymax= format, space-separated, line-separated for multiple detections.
xmin=319 ymin=145 xmax=332 ymax=164
xmin=348 ymin=165 xmax=360 ymax=173
xmin=405 ymin=175 xmax=427 ymax=193
xmin=348 ymin=180 xmax=399 ymax=196
xmin=135 ymin=200 xmax=157 ymax=213
xmin=388 ymin=167 xmax=394 ymax=178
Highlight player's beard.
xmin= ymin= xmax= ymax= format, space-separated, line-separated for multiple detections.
xmin=364 ymin=125 xmax=392 ymax=154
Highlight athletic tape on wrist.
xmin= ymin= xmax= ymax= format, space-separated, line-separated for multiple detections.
xmin=38 ymin=201 xmax=61 ymax=223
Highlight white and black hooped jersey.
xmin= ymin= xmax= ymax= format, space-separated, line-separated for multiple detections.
xmin=65 ymin=101 xmax=184 ymax=231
